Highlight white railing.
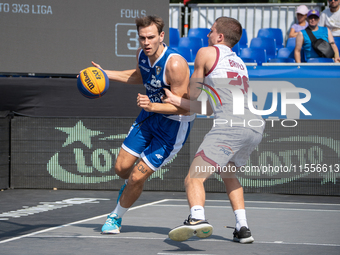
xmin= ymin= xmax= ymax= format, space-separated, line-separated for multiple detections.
xmin=170 ymin=3 xmax=325 ymax=44
xmin=169 ymin=3 xmax=184 ymax=35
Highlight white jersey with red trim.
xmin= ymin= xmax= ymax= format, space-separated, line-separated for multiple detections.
xmin=204 ymin=44 xmax=264 ymax=134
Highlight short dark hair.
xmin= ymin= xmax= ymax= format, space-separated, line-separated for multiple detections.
xmin=135 ymin=15 xmax=164 ymax=34
xmin=215 ymin=17 xmax=242 ymax=48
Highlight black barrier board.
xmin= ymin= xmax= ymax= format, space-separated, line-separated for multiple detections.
xmin=0 ymin=0 xmax=169 ymax=74
xmin=0 ymin=77 xmax=144 ymax=117
xmin=0 ymin=115 xmax=9 ymax=189
xmin=10 ymin=117 xmax=340 ymax=195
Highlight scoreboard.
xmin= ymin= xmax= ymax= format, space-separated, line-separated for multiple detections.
xmin=0 ymin=0 xmax=169 ymax=75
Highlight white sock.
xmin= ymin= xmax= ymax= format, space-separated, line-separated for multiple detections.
xmin=111 ymin=202 xmax=129 ymax=218
xmin=190 ymin=205 xmax=205 ymax=220
xmin=234 ymin=209 xmax=248 ymax=231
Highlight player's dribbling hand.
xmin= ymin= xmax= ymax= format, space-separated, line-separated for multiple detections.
xmin=91 ymin=61 xmax=103 ymax=70
xmin=137 ymin=93 xmax=153 ymax=112
xmin=77 ymin=62 xmax=102 ymax=78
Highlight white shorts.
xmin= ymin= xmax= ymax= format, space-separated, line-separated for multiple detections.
xmin=195 ymin=127 xmax=262 ymax=168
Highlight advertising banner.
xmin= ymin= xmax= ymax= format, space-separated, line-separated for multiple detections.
xmin=10 ymin=117 xmax=340 ymax=195
xmin=0 ymin=114 xmax=9 ymax=189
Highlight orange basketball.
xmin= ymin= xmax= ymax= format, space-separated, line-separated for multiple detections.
xmin=77 ymin=67 xmax=109 ymax=99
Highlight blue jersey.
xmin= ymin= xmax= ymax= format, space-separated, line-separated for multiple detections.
xmin=121 ymin=45 xmax=194 ymax=171
xmin=138 ymin=45 xmax=179 ymax=104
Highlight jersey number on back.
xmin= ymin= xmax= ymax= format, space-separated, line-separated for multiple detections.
xmin=227 ymin=72 xmax=249 ymax=94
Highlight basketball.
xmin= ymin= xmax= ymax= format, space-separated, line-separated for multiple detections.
xmin=77 ymin=67 xmax=109 ymax=99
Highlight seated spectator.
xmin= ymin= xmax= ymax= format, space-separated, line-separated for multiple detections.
xmin=294 ymin=10 xmax=340 ymax=62
xmin=319 ymin=0 xmax=340 ymax=37
xmin=289 ymin=5 xmax=309 ymax=38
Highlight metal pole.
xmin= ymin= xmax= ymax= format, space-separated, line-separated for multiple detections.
xmin=184 ymin=5 xmax=189 ymax=37
xmin=253 ymin=7 xmax=256 ymax=39
xmin=261 ymin=6 xmax=264 ymax=28
xmin=270 ymin=6 xmax=273 ymax=28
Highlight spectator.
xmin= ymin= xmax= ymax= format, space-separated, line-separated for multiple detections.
xmin=294 ymin=10 xmax=340 ymax=62
xmin=289 ymin=5 xmax=309 ymax=38
xmin=319 ymin=0 xmax=340 ymax=37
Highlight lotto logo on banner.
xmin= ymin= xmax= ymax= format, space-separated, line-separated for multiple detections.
xmin=115 ymin=23 xmax=139 ymax=57
xmin=46 ymin=120 xmax=175 ymax=184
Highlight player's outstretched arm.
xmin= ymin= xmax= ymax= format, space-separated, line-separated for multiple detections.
xmin=91 ymin=49 xmax=143 ymax=85
xmin=162 ymin=88 xmax=213 ymax=115
xmin=91 ymin=61 xmax=143 ymax=85
xmin=161 ymin=88 xmax=200 ymax=113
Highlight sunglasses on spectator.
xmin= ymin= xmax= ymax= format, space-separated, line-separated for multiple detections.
xmin=329 ymin=0 xmax=338 ymax=2
xmin=308 ymin=16 xmax=319 ymax=20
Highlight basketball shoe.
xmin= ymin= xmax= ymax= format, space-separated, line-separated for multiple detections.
xmin=101 ymin=213 xmax=122 ymax=234
xmin=168 ymin=215 xmax=213 ymax=241
xmin=232 ymin=226 xmax=254 ymax=243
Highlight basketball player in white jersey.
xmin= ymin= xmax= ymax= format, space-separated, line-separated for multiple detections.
xmin=163 ymin=17 xmax=264 ymax=243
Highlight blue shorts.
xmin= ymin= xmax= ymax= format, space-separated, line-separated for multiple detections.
xmin=122 ymin=110 xmax=194 ymax=171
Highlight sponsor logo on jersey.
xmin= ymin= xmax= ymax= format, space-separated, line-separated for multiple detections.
xmin=156 ymin=66 xmax=162 ymax=75
xmin=155 ymin=154 xmax=163 ymax=159
xmin=150 ymin=75 xmax=162 ymax=88
xmin=139 ymin=65 xmax=150 ymax=72
xmin=217 ymin=145 xmax=234 ymax=156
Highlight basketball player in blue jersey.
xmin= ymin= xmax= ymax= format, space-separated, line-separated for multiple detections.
xmin=89 ymin=16 xmax=194 ymax=234
xmin=163 ymin=17 xmax=264 ymax=243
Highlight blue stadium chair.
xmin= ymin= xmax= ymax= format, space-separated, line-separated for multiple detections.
xmin=188 ymin=28 xmax=210 ymax=46
xmin=239 ymin=29 xmax=248 ymax=49
xmin=240 ymin=58 xmax=257 ymax=63
xmin=307 ymin=58 xmax=334 ymax=63
xmin=277 ymin=47 xmax=294 ymax=58
xmin=240 ymin=48 xmax=267 ymax=65
xmin=169 ymin=28 xmax=180 ymax=47
xmin=257 ymin=28 xmax=284 ymax=49
xmin=286 ymin=37 xmax=296 ymax=49
xmin=232 ymin=42 xmax=240 ymax=56
xmin=334 ymin=37 xmax=340 ymax=49
xmin=171 ymin=47 xmax=193 ymax=62
xmin=269 ymin=58 xmax=295 ymax=63
xmin=278 ymin=47 xmax=307 ymax=62
xmin=250 ymin=37 xmax=276 ymax=61
xmin=178 ymin=37 xmax=204 ymax=59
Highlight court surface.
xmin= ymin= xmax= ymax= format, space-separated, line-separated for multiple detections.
xmin=1 ymin=189 xmax=340 ymax=255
